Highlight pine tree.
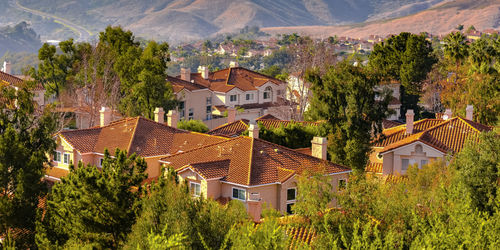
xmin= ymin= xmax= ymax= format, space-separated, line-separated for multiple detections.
xmin=38 ymin=148 xmax=147 ymax=248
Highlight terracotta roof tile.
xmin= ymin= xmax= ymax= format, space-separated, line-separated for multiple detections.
xmin=377 ymin=117 xmax=492 ymax=154
xmin=161 ymin=137 xmax=350 ymax=186
xmin=208 ymin=118 xmax=321 ymax=138
xmin=167 ymin=75 xmax=207 ymax=93
xmin=174 ymin=67 xmax=286 ymax=93
xmin=58 ymin=117 xmax=226 ymax=157
xmin=365 ymin=162 xmax=383 ymax=174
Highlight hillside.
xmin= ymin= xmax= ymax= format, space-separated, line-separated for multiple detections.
xmin=262 ymin=0 xmax=500 ymax=39
xmin=0 ymin=22 xmax=41 ymax=58
xmin=13 ymin=0 xmax=448 ymax=42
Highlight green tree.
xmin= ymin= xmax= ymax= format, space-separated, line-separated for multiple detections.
xmin=452 ymin=132 xmax=500 ymax=213
xmin=368 ymin=32 xmax=436 ymax=119
xmin=178 ymin=119 xmax=209 ymax=133
xmin=256 ymin=122 xmax=320 ymax=149
xmin=293 ymin=170 xmax=334 ymax=224
xmin=119 ymin=41 xmax=176 ymax=118
xmin=224 ymin=217 xmax=289 ymax=250
xmin=0 ymin=85 xmax=57 ymax=248
xmin=306 ymin=60 xmax=392 ymax=172
xmin=443 ymin=31 xmax=469 ymax=71
xmin=125 ymin=169 xmax=248 ymax=249
xmin=29 ymin=39 xmax=82 ymax=97
xmin=38 ymin=148 xmax=147 ymax=248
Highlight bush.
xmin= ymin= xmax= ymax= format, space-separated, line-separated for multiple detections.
xmin=178 ymin=119 xmax=209 ymax=133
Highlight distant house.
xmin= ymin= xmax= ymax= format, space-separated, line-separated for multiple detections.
xmin=168 ymin=64 xmax=290 ymax=129
xmin=366 ymin=107 xmax=492 ymax=176
xmin=0 ymin=62 xmax=46 ymax=107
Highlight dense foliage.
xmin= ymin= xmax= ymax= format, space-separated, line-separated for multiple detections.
xmin=368 ymin=32 xmax=437 ymax=119
xmin=178 ymin=119 xmax=209 ymax=133
xmin=37 ymin=149 xmax=147 ymax=248
xmin=306 ymin=60 xmax=392 ymax=172
xmin=0 ymin=85 xmax=57 ymax=248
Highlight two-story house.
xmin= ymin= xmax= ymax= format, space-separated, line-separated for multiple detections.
xmin=366 ymin=106 xmax=492 ymax=176
xmin=160 ymin=125 xmax=351 ymax=219
xmin=169 ymin=65 xmax=290 ymax=128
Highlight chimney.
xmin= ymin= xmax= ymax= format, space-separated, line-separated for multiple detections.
xmin=167 ymin=110 xmax=178 ymax=128
xmin=198 ymin=65 xmax=209 ymax=80
xmin=311 ymin=137 xmax=327 ymax=160
xmin=466 ymin=105 xmax=473 ymax=121
xmin=154 ymin=107 xmax=165 ymax=123
xmin=227 ymin=107 xmax=236 ymax=123
xmin=247 ymin=194 xmax=262 ymax=222
xmin=229 ymin=61 xmax=238 ymax=68
xmin=180 ymin=68 xmax=190 ymax=82
xmin=100 ymin=107 xmax=112 ymax=127
xmin=2 ymin=61 xmax=11 ymax=74
xmin=405 ymin=109 xmax=414 ymax=134
xmin=443 ymin=109 xmax=452 ymax=120
xmin=248 ymin=122 xmax=259 ymax=139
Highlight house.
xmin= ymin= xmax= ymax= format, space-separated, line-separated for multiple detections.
xmin=47 ymin=107 xmax=226 ymax=181
xmin=48 ymin=106 xmax=352 ymax=218
xmin=366 ymin=107 xmax=492 ymax=176
xmin=1 ymin=62 xmax=46 ymax=107
xmin=168 ymin=64 xmax=290 ymax=128
xmin=159 ymin=125 xmax=351 ymax=217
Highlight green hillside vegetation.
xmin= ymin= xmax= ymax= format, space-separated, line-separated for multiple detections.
xmin=0 ymin=51 xmax=39 ymax=75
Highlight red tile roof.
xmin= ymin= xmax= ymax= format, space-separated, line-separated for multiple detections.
xmin=161 ymin=137 xmax=350 ymax=186
xmin=208 ymin=117 xmax=321 ymax=138
xmin=365 ymin=162 xmax=383 ymax=174
xmin=0 ymin=71 xmax=44 ymax=90
xmin=375 ymin=117 xmax=492 ymax=154
xmin=58 ymin=117 xmax=227 ymax=157
xmin=173 ymin=67 xmax=286 ymax=93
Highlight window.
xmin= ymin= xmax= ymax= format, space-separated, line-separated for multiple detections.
xmin=402 ymin=159 xmax=409 ymax=171
xmin=287 ymin=188 xmax=296 ymax=201
xmin=230 ymin=94 xmax=237 ymax=102
xmin=188 ymin=108 xmax=194 ymax=120
xmin=421 ymin=159 xmax=428 ymax=167
xmin=190 ymin=182 xmax=201 ymax=197
xmin=263 ymin=86 xmax=272 ymax=100
xmin=232 ymin=188 xmax=246 ymax=200
xmin=286 ymin=203 xmax=294 ymax=214
xmin=179 ymin=101 xmax=185 ymax=119
xmin=99 ymin=158 xmax=104 ymax=168
xmin=206 ymin=105 xmax=212 ymax=120
xmin=246 ymin=93 xmax=254 ymax=100
xmin=401 ymin=159 xmax=416 ymax=171
xmin=338 ymin=179 xmax=347 ymax=190
xmin=53 ymin=151 xmax=61 ymax=162
xmin=206 ymin=97 xmax=212 ymax=105
xmin=63 ymin=153 xmax=70 ymax=164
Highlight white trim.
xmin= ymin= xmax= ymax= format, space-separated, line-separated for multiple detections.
xmin=327 ymin=170 xmax=352 ymax=176
xmin=231 ymin=187 xmax=246 ymax=201
xmin=44 ymin=175 xmax=61 ymax=182
xmin=80 ymin=152 xmax=105 ymax=156
xmin=220 ymin=180 xmax=280 ymax=188
xmin=380 ymin=141 xmax=445 ymax=156
xmin=189 ymin=181 xmax=201 ymax=197
xmin=177 ymin=166 xmax=206 ymax=181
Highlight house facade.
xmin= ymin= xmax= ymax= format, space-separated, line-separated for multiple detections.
xmin=366 ymin=107 xmax=492 ymax=176
xmin=160 ymin=134 xmax=350 ymax=217
xmin=169 ymin=65 xmax=290 ymax=128
xmin=1 ymin=64 xmax=46 ymax=108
